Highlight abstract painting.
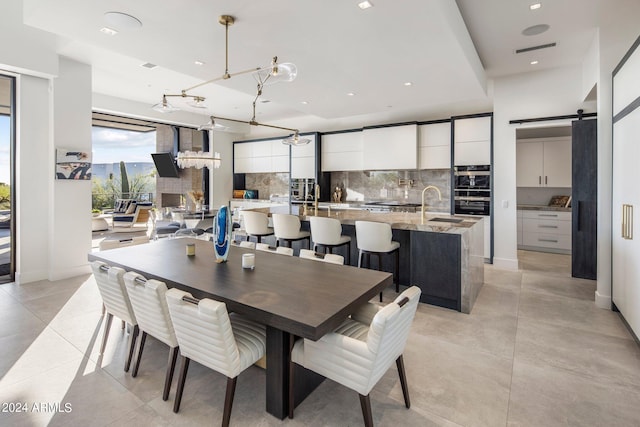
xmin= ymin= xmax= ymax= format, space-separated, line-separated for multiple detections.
xmin=55 ymin=148 xmax=92 ymax=180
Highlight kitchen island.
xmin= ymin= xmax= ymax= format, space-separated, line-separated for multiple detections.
xmin=243 ymin=205 xmax=484 ymax=314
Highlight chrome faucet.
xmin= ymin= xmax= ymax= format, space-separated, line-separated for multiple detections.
xmin=421 ymin=185 xmax=442 ymax=224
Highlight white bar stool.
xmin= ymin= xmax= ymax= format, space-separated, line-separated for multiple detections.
xmin=355 ymin=220 xmax=400 ymax=301
xmin=241 ymin=211 xmax=274 ymax=243
xmin=309 ymin=216 xmax=351 ymax=265
xmin=272 ymin=213 xmax=311 ymax=249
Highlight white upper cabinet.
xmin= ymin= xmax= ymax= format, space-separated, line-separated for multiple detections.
xmin=453 ymin=116 xmax=491 ymax=166
xmin=291 ymin=134 xmax=317 ymax=179
xmin=362 ymin=124 xmax=417 ymax=170
xmin=321 ymin=132 xmax=364 ymax=171
xmin=418 ymin=122 xmax=451 ymax=169
xmin=233 ymin=139 xmax=291 ymax=174
xmin=516 ymin=137 xmax=571 ymax=187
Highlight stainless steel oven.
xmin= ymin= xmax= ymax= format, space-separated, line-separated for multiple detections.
xmin=454 ymin=165 xmax=491 ymax=216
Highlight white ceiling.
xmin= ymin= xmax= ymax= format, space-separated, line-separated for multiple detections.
xmin=20 ymin=0 xmax=601 ymax=132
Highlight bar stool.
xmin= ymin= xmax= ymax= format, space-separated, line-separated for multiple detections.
xmin=272 ymin=213 xmax=310 ymax=249
xmin=241 ymin=211 xmax=274 ymax=243
xmin=355 ymin=221 xmax=400 ymax=301
xmin=309 ymin=216 xmax=351 ymax=265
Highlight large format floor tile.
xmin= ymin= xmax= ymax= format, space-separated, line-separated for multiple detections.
xmin=0 ymin=249 xmax=638 ymax=426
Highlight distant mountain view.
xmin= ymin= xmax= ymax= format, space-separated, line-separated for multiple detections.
xmin=92 ymin=162 xmax=155 ymax=181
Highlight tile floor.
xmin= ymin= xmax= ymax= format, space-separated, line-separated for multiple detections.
xmin=0 ymin=250 xmax=639 ymax=426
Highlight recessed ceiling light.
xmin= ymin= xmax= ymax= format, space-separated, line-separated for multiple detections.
xmin=301 ymin=101 xmax=309 ymax=105
xmin=522 ymin=24 xmax=550 ymax=36
xmin=404 ymin=82 xmax=413 ymax=86
xmin=194 ymin=60 xmax=204 ymax=66
xmin=358 ymin=1 xmax=373 ymax=10
xmin=347 ymin=92 xmax=356 ymax=96
xmin=141 ymin=62 xmax=157 ymax=69
xmin=99 ymin=27 xmax=118 ymax=36
xmin=104 ymin=12 xmax=142 ymax=31
xmin=261 ymin=99 xmax=271 ymax=103
xmin=530 ymin=60 xmax=539 ymax=65
xmin=530 ymin=3 xmax=541 ymax=10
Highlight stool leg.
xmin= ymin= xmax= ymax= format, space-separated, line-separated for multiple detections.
xmin=377 ymin=254 xmax=383 ymax=302
xmin=395 ymin=249 xmax=400 ymax=293
xmin=346 ymin=242 xmax=351 ymax=266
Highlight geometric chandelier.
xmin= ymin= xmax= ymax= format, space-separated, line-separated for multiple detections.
xmin=151 ymin=14 xmax=310 ymax=146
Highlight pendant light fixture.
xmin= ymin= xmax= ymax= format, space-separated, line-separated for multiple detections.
xmin=151 ymin=14 xmax=307 ymax=145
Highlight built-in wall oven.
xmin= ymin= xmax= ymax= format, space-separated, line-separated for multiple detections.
xmin=454 ymin=165 xmax=491 ymax=216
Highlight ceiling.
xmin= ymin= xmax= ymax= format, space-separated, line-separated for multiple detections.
xmin=21 ymin=0 xmax=600 ymax=132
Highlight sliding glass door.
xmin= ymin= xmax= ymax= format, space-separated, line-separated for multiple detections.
xmin=0 ymin=74 xmax=15 ymax=283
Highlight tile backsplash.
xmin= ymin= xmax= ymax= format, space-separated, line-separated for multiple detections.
xmin=330 ymin=169 xmax=451 ymax=211
xmin=244 ymin=173 xmax=290 ymax=200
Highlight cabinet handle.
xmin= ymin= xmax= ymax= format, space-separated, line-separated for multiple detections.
xmin=538 ymin=225 xmax=558 ymax=229
xmin=539 ymin=214 xmax=558 ymax=217
xmin=622 ymin=204 xmax=633 ymax=240
xmin=538 ymin=238 xmax=558 ymax=243
xmin=539 ymin=176 xmax=542 ymax=185
xmin=545 ymin=176 xmax=548 ymax=185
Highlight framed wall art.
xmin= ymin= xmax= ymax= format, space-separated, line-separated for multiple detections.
xmin=55 ymin=148 xmax=92 ymax=180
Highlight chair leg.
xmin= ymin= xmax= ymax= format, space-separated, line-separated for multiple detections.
xmin=173 ymin=356 xmax=190 ymax=413
xmin=346 ymin=242 xmax=351 ymax=265
xmin=376 ymin=253 xmax=383 ymax=302
xmin=124 ymin=325 xmax=139 ymax=372
xmin=100 ymin=312 xmax=114 ymax=354
xmin=396 ymin=355 xmax=411 ymax=409
xmin=358 ymin=250 xmax=363 ymax=268
xmin=132 ymin=331 xmax=147 ymax=377
xmin=222 ymin=376 xmax=238 ymax=427
xmin=359 ymin=394 xmax=374 ymax=427
xmin=163 ymin=346 xmax=180 ymax=401
xmin=395 ymin=249 xmax=400 ymax=293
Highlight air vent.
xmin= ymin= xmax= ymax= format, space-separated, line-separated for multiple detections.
xmin=516 ymin=42 xmax=556 ymax=54
xmin=141 ymin=62 xmax=157 ymax=69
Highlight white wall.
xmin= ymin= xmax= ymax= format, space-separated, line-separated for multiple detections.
xmin=15 ymin=74 xmax=51 ymax=283
xmin=492 ymin=66 xmax=588 ymax=270
xmin=49 ymin=57 xmax=93 ymax=280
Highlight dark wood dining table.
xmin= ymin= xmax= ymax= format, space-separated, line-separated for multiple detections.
xmin=88 ymin=237 xmax=392 ymax=419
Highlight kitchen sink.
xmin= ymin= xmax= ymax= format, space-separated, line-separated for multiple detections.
xmin=428 ymin=217 xmax=464 ymax=224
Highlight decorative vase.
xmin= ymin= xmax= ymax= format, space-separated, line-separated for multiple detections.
xmin=214 ymin=205 xmax=231 ymax=263
xmin=195 ymin=201 xmax=202 ymax=212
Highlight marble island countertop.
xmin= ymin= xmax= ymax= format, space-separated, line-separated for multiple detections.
xmin=248 ymin=205 xmax=483 ymax=235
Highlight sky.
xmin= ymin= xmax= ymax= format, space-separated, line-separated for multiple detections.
xmin=92 ymin=127 xmax=156 ymax=164
xmin=0 ymin=122 xmax=156 ymax=185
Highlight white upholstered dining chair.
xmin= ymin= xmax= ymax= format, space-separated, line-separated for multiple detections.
xmin=299 ymin=248 xmax=344 ymax=265
xmin=289 ymin=286 xmax=421 ymax=427
xmin=165 ymin=288 xmax=267 ymax=426
xmin=123 ymin=272 xmax=179 ymax=402
xmin=90 ymin=261 xmax=139 ymax=372
xmin=256 ymin=242 xmax=294 ymax=256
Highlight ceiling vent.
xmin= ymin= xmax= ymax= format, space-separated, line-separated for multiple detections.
xmin=141 ymin=62 xmax=157 ymax=69
xmin=515 ymin=42 xmax=556 ymax=54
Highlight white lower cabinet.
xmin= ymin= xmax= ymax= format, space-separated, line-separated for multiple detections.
xmin=518 ymin=210 xmax=571 ymax=253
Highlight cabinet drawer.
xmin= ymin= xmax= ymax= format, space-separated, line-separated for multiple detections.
xmin=523 ymin=218 xmax=571 ymax=235
xmin=522 ymin=210 xmax=571 ymax=221
xmin=522 ymin=232 xmax=571 ymax=250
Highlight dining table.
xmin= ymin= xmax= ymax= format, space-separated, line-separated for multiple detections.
xmin=88 ymin=237 xmax=392 ymax=419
